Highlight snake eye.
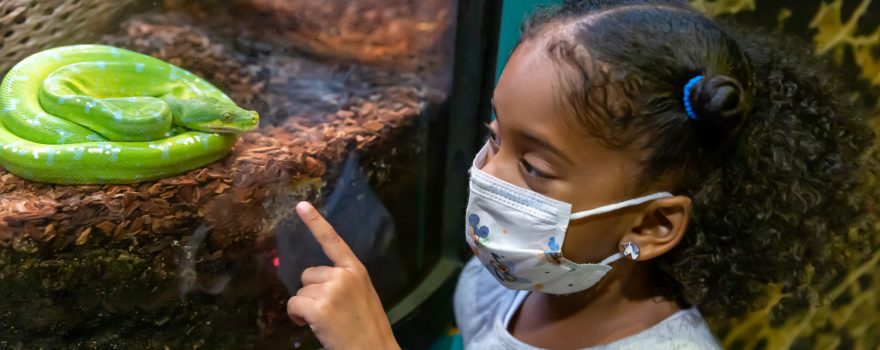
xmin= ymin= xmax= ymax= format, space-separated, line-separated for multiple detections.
xmin=222 ymin=112 xmax=233 ymax=122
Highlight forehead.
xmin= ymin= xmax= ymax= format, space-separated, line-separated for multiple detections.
xmin=494 ymin=38 xmax=577 ymax=134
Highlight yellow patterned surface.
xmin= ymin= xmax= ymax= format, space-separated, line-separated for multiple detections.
xmin=810 ymin=0 xmax=880 ymax=85
xmin=690 ymin=1 xmax=880 ymax=349
xmin=690 ymin=0 xmax=756 ymax=16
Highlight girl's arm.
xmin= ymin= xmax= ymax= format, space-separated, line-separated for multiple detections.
xmin=287 ymin=201 xmax=400 ymax=350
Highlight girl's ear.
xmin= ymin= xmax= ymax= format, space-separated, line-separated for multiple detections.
xmin=621 ymin=196 xmax=691 ymax=261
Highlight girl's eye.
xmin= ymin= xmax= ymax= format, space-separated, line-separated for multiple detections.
xmin=520 ymin=159 xmax=548 ymax=179
xmin=489 ymin=131 xmax=500 ymax=146
xmin=484 ymin=123 xmax=501 ymax=148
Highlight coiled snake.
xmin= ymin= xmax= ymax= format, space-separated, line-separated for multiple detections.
xmin=0 ymin=44 xmax=259 ymax=184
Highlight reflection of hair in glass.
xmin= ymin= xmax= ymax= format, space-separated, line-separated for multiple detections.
xmin=517 ymin=0 xmax=878 ymax=322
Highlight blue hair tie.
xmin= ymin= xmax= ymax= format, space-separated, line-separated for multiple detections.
xmin=683 ymin=75 xmax=704 ymax=120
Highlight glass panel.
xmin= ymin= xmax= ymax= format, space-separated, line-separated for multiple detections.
xmin=0 ymin=0 xmax=459 ymax=348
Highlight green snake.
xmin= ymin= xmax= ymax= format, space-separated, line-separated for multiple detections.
xmin=0 ymin=44 xmax=259 ymax=184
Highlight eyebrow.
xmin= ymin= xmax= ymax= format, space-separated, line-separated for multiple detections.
xmin=519 ymin=131 xmax=574 ymax=165
xmin=492 ymin=98 xmax=574 ymax=166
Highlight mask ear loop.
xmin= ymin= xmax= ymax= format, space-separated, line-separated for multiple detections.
xmin=599 ymin=251 xmax=624 ymax=265
xmin=569 ymin=192 xmax=674 ymax=220
xmin=597 ymin=241 xmax=639 ymax=266
xmin=559 ymin=251 xmax=624 ymax=271
xmin=594 ymin=242 xmax=635 ymax=267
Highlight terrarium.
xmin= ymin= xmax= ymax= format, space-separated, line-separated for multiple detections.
xmin=0 ymin=0 xmax=500 ymax=348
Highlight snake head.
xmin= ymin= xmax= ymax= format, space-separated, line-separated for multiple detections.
xmin=168 ymin=96 xmax=259 ymax=133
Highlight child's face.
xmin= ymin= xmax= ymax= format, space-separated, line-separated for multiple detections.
xmin=483 ymin=40 xmax=648 ymax=264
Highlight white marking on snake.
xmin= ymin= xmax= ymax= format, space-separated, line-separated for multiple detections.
xmin=149 ymin=143 xmax=171 ymax=159
xmin=5 ymin=142 xmax=22 ymax=157
xmin=58 ymin=96 xmax=67 ymax=104
xmin=69 ymin=65 xmax=82 ymax=73
xmin=46 ymin=149 xmax=56 ymax=165
xmin=70 ymin=146 xmax=85 ymax=160
xmin=97 ymin=61 xmax=106 ymax=70
xmin=5 ymin=76 xmax=27 ymax=92
xmin=85 ymin=102 xmax=95 ymax=113
xmin=57 ymin=130 xmax=70 ymax=143
xmin=110 ymin=48 xmax=121 ymax=57
xmin=26 ymin=117 xmax=40 ymax=126
xmin=32 ymin=149 xmax=41 ymax=160
xmin=176 ymin=137 xmax=196 ymax=145
xmin=86 ymin=134 xmax=103 ymax=142
xmin=112 ymin=110 xmax=123 ymax=122
xmin=50 ymin=52 xmax=62 ymax=60
xmin=2 ymin=98 xmax=19 ymax=114
xmin=135 ymin=63 xmax=145 ymax=73
xmin=126 ymin=97 xmax=137 ymax=103
xmin=108 ymin=147 xmax=121 ymax=161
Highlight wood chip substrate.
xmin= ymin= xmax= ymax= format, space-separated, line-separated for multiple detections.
xmin=0 ymin=2 xmax=451 ymax=348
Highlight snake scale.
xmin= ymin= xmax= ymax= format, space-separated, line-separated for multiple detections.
xmin=0 ymin=44 xmax=259 ymax=184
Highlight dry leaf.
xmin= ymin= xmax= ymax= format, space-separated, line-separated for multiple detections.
xmin=76 ymin=227 xmax=92 ymax=246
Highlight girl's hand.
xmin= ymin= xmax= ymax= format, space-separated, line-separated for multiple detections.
xmin=287 ymin=202 xmax=400 ymax=350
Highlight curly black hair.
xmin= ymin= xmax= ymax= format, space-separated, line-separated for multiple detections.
xmin=517 ymin=0 xmax=879 ymax=321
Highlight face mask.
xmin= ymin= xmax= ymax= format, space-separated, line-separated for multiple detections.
xmin=465 ymin=142 xmax=673 ymax=294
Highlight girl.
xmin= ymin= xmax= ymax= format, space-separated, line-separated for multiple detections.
xmin=286 ymin=0 xmax=878 ymax=348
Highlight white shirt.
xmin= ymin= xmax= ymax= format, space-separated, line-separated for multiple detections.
xmin=454 ymin=257 xmax=723 ymax=349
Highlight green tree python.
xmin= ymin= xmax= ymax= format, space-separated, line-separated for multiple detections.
xmin=0 ymin=44 xmax=259 ymax=184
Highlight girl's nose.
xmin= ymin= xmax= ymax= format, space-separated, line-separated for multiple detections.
xmin=480 ymin=144 xmax=499 ymax=175
xmin=480 ymin=146 xmax=529 ymax=189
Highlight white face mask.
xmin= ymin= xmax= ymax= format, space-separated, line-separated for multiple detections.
xmin=465 ymin=142 xmax=673 ymax=294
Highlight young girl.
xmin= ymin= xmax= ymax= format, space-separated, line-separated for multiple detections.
xmin=285 ymin=0 xmax=877 ymax=348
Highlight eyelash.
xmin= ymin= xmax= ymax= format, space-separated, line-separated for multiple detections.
xmin=520 ymin=159 xmax=549 ymax=180
xmin=483 ymin=123 xmax=551 ymax=181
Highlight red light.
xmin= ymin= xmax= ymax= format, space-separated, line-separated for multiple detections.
xmin=271 ymin=248 xmax=280 ymax=267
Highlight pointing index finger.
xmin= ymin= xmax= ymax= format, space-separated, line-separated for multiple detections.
xmin=295 ymin=201 xmax=357 ymax=267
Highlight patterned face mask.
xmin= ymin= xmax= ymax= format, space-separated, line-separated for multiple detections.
xmin=465 ymin=142 xmax=672 ymax=294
